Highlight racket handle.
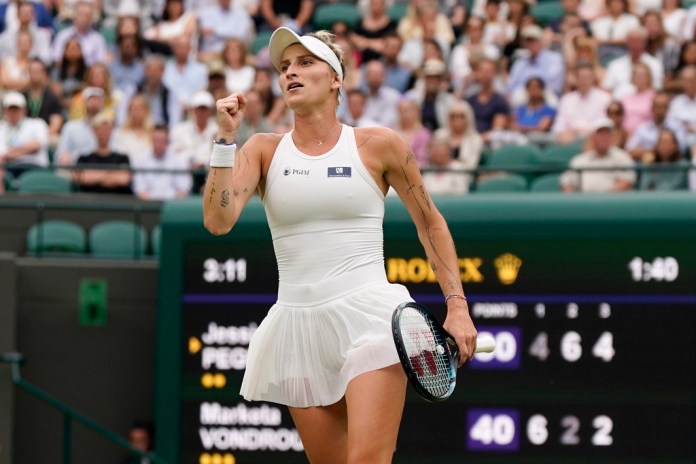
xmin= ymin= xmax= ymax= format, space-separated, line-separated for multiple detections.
xmin=475 ymin=334 xmax=496 ymax=353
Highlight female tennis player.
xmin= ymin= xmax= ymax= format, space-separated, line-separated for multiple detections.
xmin=203 ymin=26 xmax=478 ymax=464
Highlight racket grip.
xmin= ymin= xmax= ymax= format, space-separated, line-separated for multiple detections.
xmin=475 ymin=334 xmax=496 ymax=353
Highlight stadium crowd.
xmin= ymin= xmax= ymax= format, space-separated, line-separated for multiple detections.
xmin=0 ymin=0 xmax=695 ymax=196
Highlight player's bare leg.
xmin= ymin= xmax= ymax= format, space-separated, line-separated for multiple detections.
xmin=289 ymin=399 xmax=348 ymax=464
xmin=345 ymin=364 xmax=407 ymax=463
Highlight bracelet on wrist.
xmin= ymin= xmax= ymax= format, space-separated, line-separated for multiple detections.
xmin=214 ymin=137 xmax=235 ymax=146
xmin=445 ymin=294 xmax=467 ymax=304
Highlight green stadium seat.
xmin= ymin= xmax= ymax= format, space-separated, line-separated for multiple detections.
xmin=89 ymin=220 xmax=148 ymax=259
xmin=4 ymin=171 xmax=15 ymax=192
xmin=251 ymin=30 xmax=273 ymax=55
xmin=99 ymin=25 xmax=117 ymax=45
xmin=313 ymin=3 xmax=362 ymax=30
xmin=530 ymin=173 xmax=562 ymax=192
xmin=486 ymin=144 xmax=541 ymax=182
xmin=27 ymin=220 xmax=87 ymax=255
xmin=534 ymin=142 xmax=584 ymax=170
xmin=17 ymin=170 xmax=72 ymax=193
xmin=531 ymin=1 xmax=564 ymax=26
xmin=151 ymin=225 xmax=162 ymax=256
xmin=474 ymin=174 xmax=528 ymax=193
xmin=387 ymin=4 xmax=409 ymax=21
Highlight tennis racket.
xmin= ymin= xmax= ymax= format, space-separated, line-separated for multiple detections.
xmin=392 ymin=301 xmax=496 ymax=402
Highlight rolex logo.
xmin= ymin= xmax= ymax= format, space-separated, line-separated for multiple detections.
xmin=494 ymin=253 xmax=522 ymax=285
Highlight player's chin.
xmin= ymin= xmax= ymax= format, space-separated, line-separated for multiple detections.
xmin=284 ymin=90 xmax=305 ymax=103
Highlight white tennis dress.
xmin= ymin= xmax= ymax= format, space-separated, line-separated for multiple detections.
xmin=239 ymin=125 xmax=413 ymax=407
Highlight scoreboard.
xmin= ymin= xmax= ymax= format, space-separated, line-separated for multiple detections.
xmin=155 ymin=193 xmax=696 ymax=464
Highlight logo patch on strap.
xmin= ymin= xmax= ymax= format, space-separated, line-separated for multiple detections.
xmin=328 ymin=167 xmax=352 ymax=178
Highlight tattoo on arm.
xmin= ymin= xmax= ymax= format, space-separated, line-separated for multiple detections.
xmin=220 ymin=190 xmax=230 ymax=207
xmin=208 ymin=170 xmax=217 ymax=204
xmin=398 ymin=152 xmax=458 ymax=289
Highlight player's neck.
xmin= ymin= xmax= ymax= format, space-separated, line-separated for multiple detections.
xmin=293 ymin=110 xmax=339 ymax=141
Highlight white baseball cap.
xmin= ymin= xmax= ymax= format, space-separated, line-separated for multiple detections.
xmin=591 ymin=117 xmax=614 ymax=132
xmin=82 ymin=86 xmax=105 ymax=100
xmin=189 ymin=90 xmax=215 ymax=109
xmin=3 ymin=91 xmax=26 ymax=108
xmin=521 ymin=24 xmax=544 ymax=40
xmin=268 ymin=27 xmax=343 ymax=81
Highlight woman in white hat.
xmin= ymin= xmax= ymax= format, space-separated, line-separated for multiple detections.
xmin=203 ymin=27 xmax=478 ymax=463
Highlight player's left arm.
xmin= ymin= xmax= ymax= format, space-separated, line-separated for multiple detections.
xmin=382 ymin=129 xmax=477 ymax=366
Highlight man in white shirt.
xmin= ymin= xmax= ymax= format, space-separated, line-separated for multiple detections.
xmin=51 ymin=1 xmax=107 ymax=67
xmin=341 ymin=89 xmax=380 ymax=128
xmin=602 ymin=27 xmax=663 ymax=95
xmin=553 ymin=62 xmax=612 ymax=143
xmin=361 ymin=60 xmax=401 ymax=129
xmin=133 ymin=125 xmax=192 ymax=201
xmin=55 ymin=87 xmax=106 ymax=165
xmin=0 ymin=91 xmax=49 ymax=176
xmin=667 ymin=66 xmax=696 ymax=151
xmin=198 ymin=0 xmax=254 ymax=58
xmin=590 ymin=1 xmax=640 ymax=63
xmin=170 ymin=90 xmax=218 ymax=192
xmin=423 ymin=133 xmax=470 ymax=195
xmin=162 ymin=36 xmax=209 ymax=126
xmin=560 ymin=118 xmax=636 ymax=193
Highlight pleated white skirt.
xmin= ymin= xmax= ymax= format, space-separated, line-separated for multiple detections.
xmin=240 ymin=265 xmax=413 ymax=408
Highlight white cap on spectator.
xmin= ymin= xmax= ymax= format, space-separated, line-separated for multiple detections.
xmin=83 ymin=86 xmax=105 ymax=100
xmin=268 ymin=27 xmax=343 ymax=81
xmin=190 ymin=90 xmax=215 ymax=109
xmin=591 ymin=117 xmax=614 ymax=132
xmin=3 ymin=91 xmax=26 ymax=108
xmin=422 ymin=59 xmax=447 ymax=76
xmin=521 ymin=24 xmax=544 ymax=40
xmin=117 ymin=0 xmax=139 ymax=17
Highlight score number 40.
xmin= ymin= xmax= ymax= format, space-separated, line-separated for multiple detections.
xmin=468 ymin=411 xmax=613 ymax=450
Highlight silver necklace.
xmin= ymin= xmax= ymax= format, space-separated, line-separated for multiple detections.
xmin=294 ymin=121 xmax=340 ymax=146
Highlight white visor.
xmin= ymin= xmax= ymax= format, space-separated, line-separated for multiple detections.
xmin=268 ymin=27 xmax=343 ymax=82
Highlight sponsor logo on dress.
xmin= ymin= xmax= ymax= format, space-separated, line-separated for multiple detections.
xmin=327 ymin=167 xmax=351 ymax=178
xmin=283 ymin=167 xmax=310 ymax=176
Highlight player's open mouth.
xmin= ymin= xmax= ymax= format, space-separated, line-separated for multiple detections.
xmin=287 ymin=82 xmax=303 ymax=91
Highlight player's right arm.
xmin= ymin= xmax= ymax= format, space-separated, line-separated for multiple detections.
xmin=203 ymin=93 xmax=262 ymax=236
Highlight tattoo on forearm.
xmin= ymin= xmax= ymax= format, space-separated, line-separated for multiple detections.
xmin=221 ymin=190 xmax=230 ymax=207
xmin=418 ymin=185 xmax=432 ymax=211
xmin=405 ymin=150 xmax=416 ymax=164
xmin=398 ymin=155 xmax=458 ymax=289
xmin=208 ymin=170 xmax=217 ymax=204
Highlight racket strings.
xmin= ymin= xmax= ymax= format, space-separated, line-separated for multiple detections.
xmin=400 ymin=308 xmax=452 ymax=397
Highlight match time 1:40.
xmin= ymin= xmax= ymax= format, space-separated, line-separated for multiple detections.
xmin=471 ymin=329 xmax=615 ymax=368
xmin=467 ymin=409 xmax=614 ymax=451
xmin=628 ymin=256 xmax=679 ymax=282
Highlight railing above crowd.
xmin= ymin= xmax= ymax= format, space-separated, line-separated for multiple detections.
xmin=2 ymin=155 xmax=694 ymax=196
xmin=0 ymin=0 xmax=695 ymax=196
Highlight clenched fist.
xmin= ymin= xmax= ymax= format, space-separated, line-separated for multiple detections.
xmin=215 ymin=93 xmax=247 ymax=142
